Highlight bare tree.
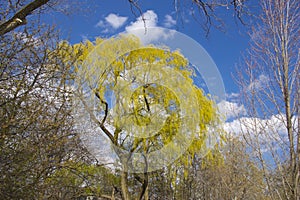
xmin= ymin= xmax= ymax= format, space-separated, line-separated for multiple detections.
xmin=0 ymin=10 xmax=99 ymax=200
xmin=236 ymin=0 xmax=300 ymax=199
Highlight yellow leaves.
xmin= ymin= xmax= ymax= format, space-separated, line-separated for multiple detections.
xmin=74 ymin=42 xmax=92 ymax=63
xmin=194 ymin=87 xmax=216 ymax=130
xmin=112 ymin=60 xmax=124 ymax=77
xmin=62 ymin=33 xmax=223 ymax=175
xmin=94 ymin=37 xmax=104 ymax=45
xmin=124 ymin=47 xmax=189 ymax=75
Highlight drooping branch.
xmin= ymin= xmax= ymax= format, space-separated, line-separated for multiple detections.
xmin=95 ymin=91 xmax=109 ymax=125
xmin=143 ymin=85 xmax=150 ymax=112
xmin=77 ymin=92 xmax=115 ymax=144
xmin=0 ymin=0 xmax=50 ymax=36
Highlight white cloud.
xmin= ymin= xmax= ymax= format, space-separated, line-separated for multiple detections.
xmin=95 ymin=20 xmax=105 ymax=28
xmin=125 ymin=10 xmax=175 ymax=44
xmin=224 ymin=114 xmax=294 ymax=137
xmin=164 ymin=14 xmax=176 ymax=28
xmin=223 ymin=113 xmax=299 ymax=157
xmin=105 ymin=13 xmax=128 ymax=29
xmin=126 ymin=10 xmax=158 ymax=29
xmin=226 ymin=92 xmax=240 ymax=99
xmin=247 ymin=74 xmax=269 ymax=91
xmin=217 ymin=100 xmax=246 ymax=119
xmin=95 ymin=13 xmax=128 ymax=31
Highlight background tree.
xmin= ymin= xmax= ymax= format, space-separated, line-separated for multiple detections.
xmin=163 ymin=136 xmax=266 ymax=200
xmin=236 ymin=0 xmax=299 ymax=199
xmin=0 ymin=10 xmax=102 ymax=200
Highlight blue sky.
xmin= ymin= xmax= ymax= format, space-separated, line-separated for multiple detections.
xmin=44 ymin=0 xmax=252 ymax=97
xmin=42 ymin=0 xmax=277 ymax=127
xmin=43 ymin=1 xmax=293 ymax=166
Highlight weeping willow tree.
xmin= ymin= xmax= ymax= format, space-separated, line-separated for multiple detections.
xmin=60 ymin=34 xmax=221 ymax=200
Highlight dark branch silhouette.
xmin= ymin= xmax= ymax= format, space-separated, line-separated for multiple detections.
xmin=0 ymin=0 xmax=50 ymax=36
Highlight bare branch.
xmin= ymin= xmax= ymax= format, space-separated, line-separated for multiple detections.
xmin=77 ymin=92 xmax=115 ymax=144
xmin=0 ymin=0 xmax=50 ymax=36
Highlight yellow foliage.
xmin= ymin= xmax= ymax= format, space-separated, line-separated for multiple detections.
xmin=61 ymin=33 xmax=223 ymax=176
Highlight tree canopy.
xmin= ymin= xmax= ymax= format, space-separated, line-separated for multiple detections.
xmin=61 ymin=34 xmax=221 ymax=199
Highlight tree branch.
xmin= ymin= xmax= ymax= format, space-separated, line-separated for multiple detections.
xmin=0 ymin=0 xmax=50 ymax=36
xmin=95 ymin=91 xmax=109 ymax=125
xmin=138 ymin=154 xmax=148 ymax=200
xmin=76 ymin=92 xmax=115 ymax=144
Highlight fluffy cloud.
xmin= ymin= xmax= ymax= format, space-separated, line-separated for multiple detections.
xmin=126 ymin=10 xmax=158 ymax=29
xmin=228 ymin=114 xmax=290 ymax=140
xmin=125 ymin=10 xmax=175 ymax=44
xmin=226 ymin=92 xmax=240 ymax=99
xmin=105 ymin=13 xmax=128 ymax=29
xmin=247 ymin=74 xmax=269 ymax=91
xmin=164 ymin=14 xmax=176 ymax=28
xmin=95 ymin=20 xmax=105 ymax=28
xmin=96 ymin=13 xmax=128 ymax=30
xmin=217 ymin=100 xmax=246 ymax=119
xmin=223 ymin=113 xmax=300 ymax=157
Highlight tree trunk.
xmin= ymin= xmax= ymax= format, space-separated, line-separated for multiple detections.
xmin=294 ymin=75 xmax=300 ymax=200
xmin=144 ymin=186 xmax=149 ymax=200
xmin=121 ymin=164 xmax=130 ymax=200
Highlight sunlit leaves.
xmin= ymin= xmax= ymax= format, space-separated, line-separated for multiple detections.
xmin=59 ymin=35 xmax=224 ymax=196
